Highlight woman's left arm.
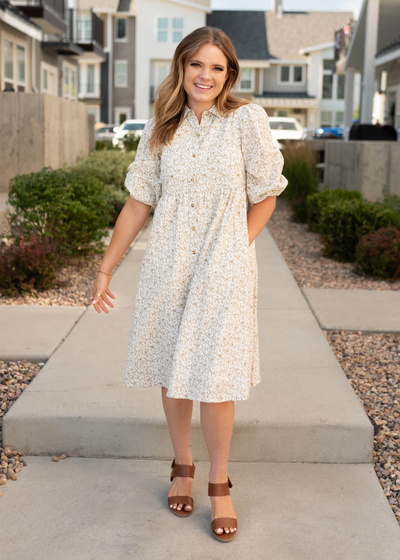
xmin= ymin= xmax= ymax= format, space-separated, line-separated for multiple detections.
xmin=247 ymin=195 xmax=276 ymax=245
xmin=240 ymin=104 xmax=288 ymax=245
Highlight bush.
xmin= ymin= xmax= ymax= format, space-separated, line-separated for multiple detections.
xmin=306 ymin=188 xmax=362 ymax=233
xmin=281 ymin=143 xmax=320 ymax=223
xmin=7 ymin=167 xmax=111 ymax=257
xmin=75 ymin=149 xmax=134 ymax=191
xmin=122 ymin=131 xmax=140 ymax=152
xmin=95 ymin=140 xmax=114 ymax=150
xmin=106 ymin=184 xmax=130 ymax=226
xmin=0 ymin=233 xmax=58 ymax=296
xmin=354 ymin=226 xmax=400 ymax=280
xmin=319 ymin=198 xmax=400 ymax=262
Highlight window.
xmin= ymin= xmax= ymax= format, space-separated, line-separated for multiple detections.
xmin=64 ymin=67 xmax=69 ymax=96
xmin=87 ymin=64 xmax=95 ymax=93
xmin=278 ymin=65 xmax=304 ymax=85
xmin=172 ymin=18 xmax=183 ymax=42
xmin=71 ymin=69 xmax=76 ymax=97
xmin=321 ymin=111 xmax=332 ymax=126
xmin=157 ymin=17 xmax=168 ymax=42
xmin=17 ymin=45 xmax=25 ymax=82
xmin=2 ymin=38 xmax=26 ymax=92
xmin=280 ymin=66 xmax=289 ymax=82
xmin=41 ymin=62 xmax=57 ymax=95
xmin=323 ymin=59 xmax=334 ymax=71
xmin=116 ymin=18 xmax=127 ymax=41
xmin=337 ymin=74 xmax=345 ymax=100
xmin=115 ymin=107 xmax=131 ymax=124
xmin=335 ymin=111 xmax=344 ymax=126
xmin=270 ymin=121 xmax=297 ymax=130
xmin=293 ymin=66 xmax=302 ymax=82
xmin=77 ymin=13 xmax=92 ymax=41
xmin=157 ymin=17 xmax=184 ymax=42
xmin=322 ymin=74 xmax=332 ymax=99
xmin=239 ymin=68 xmax=254 ymax=92
xmin=87 ymin=106 xmax=100 ymax=122
xmin=115 ymin=61 xmax=128 ymax=87
xmin=63 ymin=62 xmax=78 ymax=99
xmin=277 ymin=110 xmax=288 ymax=117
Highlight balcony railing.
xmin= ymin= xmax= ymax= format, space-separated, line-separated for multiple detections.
xmin=12 ymin=0 xmax=65 ymax=18
xmin=11 ymin=0 xmax=67 ymax=34
xmin=68 ymin=9 xmax=104 ymax=49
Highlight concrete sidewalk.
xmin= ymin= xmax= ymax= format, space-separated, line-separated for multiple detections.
xmin=1 ymin=457 xmax=400 ymax=559
xmin=302 ymin=287 xmax=400 ymax=333
xmin=3 ymin=218 xmax=373 ymax=463
xmin=2 ymin=214 xmax=400 ymax=557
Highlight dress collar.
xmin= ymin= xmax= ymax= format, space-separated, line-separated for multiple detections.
xmin=183 ymin=102 xmax=221 ymax=119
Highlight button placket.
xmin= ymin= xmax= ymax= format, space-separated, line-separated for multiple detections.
xmin=189 ymin=129 xmax=200 ymax=256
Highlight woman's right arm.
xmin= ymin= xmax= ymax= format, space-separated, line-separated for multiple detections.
xmin=91 ymin=196 xmax=151 ymax=314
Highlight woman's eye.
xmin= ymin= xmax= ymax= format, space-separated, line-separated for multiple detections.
xmin=190 ymin=63 xmax=224 ymax=71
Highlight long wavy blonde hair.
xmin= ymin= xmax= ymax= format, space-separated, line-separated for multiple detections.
xmin=148 ymin=26 xmax=251 ymax=154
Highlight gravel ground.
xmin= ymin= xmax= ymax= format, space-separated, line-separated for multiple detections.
xmin=267 ymin=197 xmax=400 ymax=291
xmin=1 ymin=202 xmax=399 ymax=526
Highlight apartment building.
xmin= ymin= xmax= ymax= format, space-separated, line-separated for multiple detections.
xmin=207 ymin=0 xmax=357 ymax=130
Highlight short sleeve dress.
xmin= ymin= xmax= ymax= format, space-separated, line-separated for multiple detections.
xmin=123 ymin=102 xmax=288 ymax=402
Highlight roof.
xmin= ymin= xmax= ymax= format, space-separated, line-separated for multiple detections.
xmin=206 ymin=9 xmax=354 ymax=61
xmin=206 ymin=11 xmax=270 ymax=60
xmin=265 ymin=11 xmax=354 ymax=60
xmin=376 ymin=33 xmax=400 ymax=57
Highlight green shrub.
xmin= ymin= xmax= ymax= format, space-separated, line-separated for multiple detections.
xmin=7 ymin=167 xmax=111 ymax=257
xmin=75 ymin=149 xmax=134 ymax=191
xmin=354 ymin=226 xmax=400 ymax=280
xmin=0 ymin=233 xmax=57 ymax=296
xmin=306 ymin=188 xmax=362 ymax=233
xmin=281 ymin=143 xmax=320 ymax=223
xmin=106 ymin=184 xmax=129 ymax=226
xmin=319 ymin=198 xmax=400 ymax=262
xmin=122 ymin=131 xmax=140 ymax=152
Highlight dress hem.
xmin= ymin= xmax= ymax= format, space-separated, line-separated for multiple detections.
xmin=123 ymin=377 xmax=261 ymax=403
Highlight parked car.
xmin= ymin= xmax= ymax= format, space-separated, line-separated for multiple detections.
xmin=313 ymin=126 xmax=344 ymax=139
xmin=95 ymin=124 xmax=118 ymax=142
xmin=268 ymin=117 xmax=304 ymax=145
xmin=112 ymin=120 xmax=149 ymax=148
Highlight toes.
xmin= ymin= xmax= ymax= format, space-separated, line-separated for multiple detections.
xmin=184 ymin=504 xmax=192 ymax=511
xmin=215 ymin=528 xmax=223 ymax=534
xmin=177 ymin=503 xmax=182 ymax=510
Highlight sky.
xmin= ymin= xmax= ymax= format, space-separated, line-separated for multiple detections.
xmin=211 ymin=0 xmax=364 ymax=19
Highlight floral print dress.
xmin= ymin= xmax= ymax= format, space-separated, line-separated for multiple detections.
xmin=123 ymin=102 xmax=288 ymax=402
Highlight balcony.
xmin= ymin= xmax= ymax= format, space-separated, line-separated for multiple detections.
xmin=11 ymin=0 xmax=67 ymax=34
xmin=67 ymin=9 xmax=106 ymax=61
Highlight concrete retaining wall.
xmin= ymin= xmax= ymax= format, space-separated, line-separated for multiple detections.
xmin=323 ymin=140 xmax=400 ymax=202
xmin=0 ymin=93 xmax=93 ymax=193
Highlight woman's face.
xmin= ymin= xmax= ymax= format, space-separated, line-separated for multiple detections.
xmin=183 ymin=43 xmax=229 ymax=106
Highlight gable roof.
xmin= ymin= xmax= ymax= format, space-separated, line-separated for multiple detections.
xmin=206 ymin=11 xmax=270 ymax=60
xmin=265 ymin=11 xmax=354 ymax=60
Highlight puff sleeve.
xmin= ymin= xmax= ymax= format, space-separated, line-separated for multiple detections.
xmin=124 ymin=118 xmax=162 ymax=209
xmin=239 ymin=103 xmax=288 ymax=207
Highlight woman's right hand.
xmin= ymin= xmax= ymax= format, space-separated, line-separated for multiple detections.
xmin=92 ymin=273 xmax=116 ymax=314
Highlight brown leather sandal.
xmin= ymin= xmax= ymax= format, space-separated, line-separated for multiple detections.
xmin=208 ymin=476 xmax=238 ymax=542
xmin=168 ymin=458 xmax=195 ymax=517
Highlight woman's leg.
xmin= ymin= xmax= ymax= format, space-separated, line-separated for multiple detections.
xmin=161 ymin=386 xmax=194 ymax=512
xmin=200 ymin=400 xmax=237 ymax=535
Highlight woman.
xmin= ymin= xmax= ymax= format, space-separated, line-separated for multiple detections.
xmin=91 ymin=26 xmax=288 ymax=542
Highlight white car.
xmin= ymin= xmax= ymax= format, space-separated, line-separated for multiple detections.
xmin=268 ymin=117 xmax=304 ymax=146
xmin=112 ymin=119 xmax=149 ymax=147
